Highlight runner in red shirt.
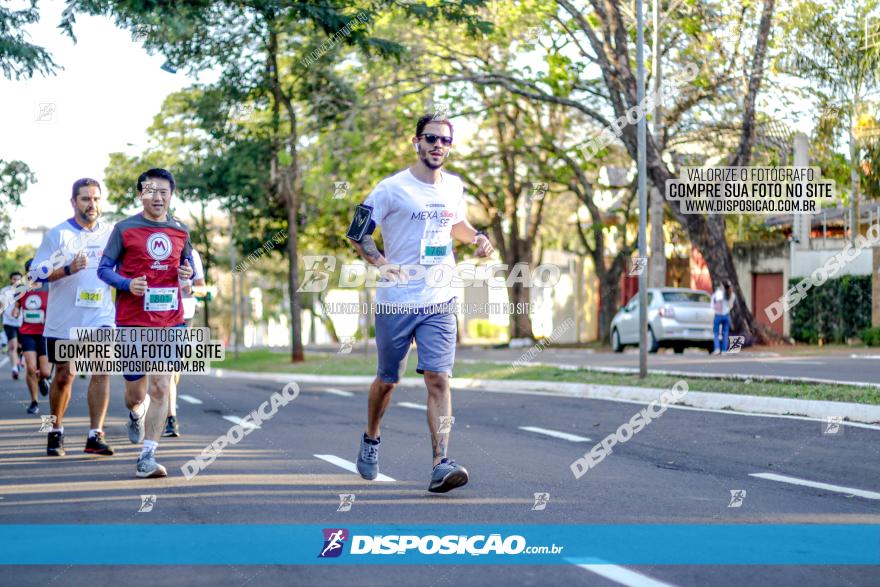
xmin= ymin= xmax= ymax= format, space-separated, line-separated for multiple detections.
xmin=14 ymin=259 xmax=52 ymax=415
xmin=98 ymin=168 xmax=193 ymax=478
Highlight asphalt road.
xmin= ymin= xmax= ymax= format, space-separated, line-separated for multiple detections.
xmin=1 ymin=369 xmax=878 ymax=586
xmin=455 ymin=346 xmax=880 ymax=385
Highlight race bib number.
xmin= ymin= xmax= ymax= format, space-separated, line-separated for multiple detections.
xmin=420 ymin=239 xmax=451 ymax=266
xmin=144 ymin=287 xmax=179 ymax=312
xmin=23 ymin=309 xmax=45 ymax=324
xmin=75 ymin=288 xmax=104 ymax=308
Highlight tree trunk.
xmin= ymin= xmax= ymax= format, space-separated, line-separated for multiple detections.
xmin=597 ymin=267 xmax=622 ymax=342
xmin=850 ymin=124 xmax=860 ymax=244
xmin=268 ymin=26 xmax=304 ymax=362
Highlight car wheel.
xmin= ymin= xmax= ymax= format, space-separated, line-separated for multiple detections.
xmin=612 ymin=329 xmax=623 ymax=353
xmin=647 ymin=328 xmax=659 ymax=353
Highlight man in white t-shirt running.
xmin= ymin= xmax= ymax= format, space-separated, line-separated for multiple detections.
xmin=348 ymin=113 xmax=494 ymax=493
xmin=2 ymin=271 xmax=24 ymax=379
xmin=32 ymin=178 xmax=117 ymax=457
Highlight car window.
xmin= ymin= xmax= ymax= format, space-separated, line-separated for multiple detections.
xmin=626 ymin=296 xmax=638 ymax=311
xmin=662 ymin=291 xmax=711 ymax=303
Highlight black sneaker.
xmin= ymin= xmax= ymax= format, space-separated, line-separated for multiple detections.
xmin=26 ymin=401 xmax=39 ymax=415
xmin=38 ymin=378 xmax=49 ymax=397
xmin=47 ymin=431 xmax=65 ymax=456
xmin=162 ymin=415 xmax=180 ymax=438
xmin=84 ymin=431 xmax=115 ymax=455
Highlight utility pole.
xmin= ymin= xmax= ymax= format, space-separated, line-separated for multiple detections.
xmin=637 ymin=0 xmax=648 ymax=378
xmin=229 ymin=215 xmax=239 ymax=360
xmin=649 ymin=0 xmax=667 ymax=288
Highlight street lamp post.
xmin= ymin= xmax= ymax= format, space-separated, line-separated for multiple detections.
xmin=637 ymin=0 xmax=648 ymax=378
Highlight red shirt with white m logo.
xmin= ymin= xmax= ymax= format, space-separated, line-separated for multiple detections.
xmin=102 ymin=214 xmax=193 ymax=327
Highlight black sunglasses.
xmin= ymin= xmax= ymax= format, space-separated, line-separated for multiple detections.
xmin=419 ymin=133 xmax=453 ymax=146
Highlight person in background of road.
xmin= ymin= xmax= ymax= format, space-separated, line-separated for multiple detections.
xmin=711 ymin=279 xmax=735 ymax=355
xmin=97 ymin=168 xmax=194 ymax=478
xmin=33 ymin=178 xmax=117 ymax=457
xmin=347 ymin=113 xmax=495 ymax=493
xmin=14 ymin=259 xmax=52 ymax=414
xmin=164 ymin=245 xmax=206 ymax=437
xmin=2 ymin=271 xmax=24 ymax=380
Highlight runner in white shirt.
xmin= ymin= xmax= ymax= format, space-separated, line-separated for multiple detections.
xmin=32 ymin=178 xmax=117 ymax=457
xmin=349 ymin=114 xmax=495 ymax=493
xmin=2 ymin=271 xmax=24 ymax=379
xmin=164 ymin=246 xmax=206 ymax=437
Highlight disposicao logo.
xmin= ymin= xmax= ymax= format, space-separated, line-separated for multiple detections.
xmin=318 ymin=528 xmax=349 ymax=558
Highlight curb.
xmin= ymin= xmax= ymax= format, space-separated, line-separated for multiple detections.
xmin=210 ymin=369 xmax=880 ymax=426
xmin=456 ymin=358 xmax=880 ymax=389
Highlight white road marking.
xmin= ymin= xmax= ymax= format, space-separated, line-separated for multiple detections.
xmin=314 ymin=454 xmax=395 ymax=482
xmin=573 ymin=563 xmax=679 ymax=587
xmin=178 ymin=394 xmax=203 ymax=404
xmin=222 ymin=415 xmax=259 ymax=430
xmin=397 ymin=401 xmax=427 ymax=411
xmin=850 ymin=354 xmax=880 ymax=360
xmin=750 ymin=472 xmax=880 ymax=500
xmin=519 ymin=426 xmax=591 ymax=442
xmin=325 ymin=388 xmax=355 ymax=397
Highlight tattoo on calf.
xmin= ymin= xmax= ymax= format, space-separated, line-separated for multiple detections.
xmin=432 ymin=436 xmax=447 ymax=460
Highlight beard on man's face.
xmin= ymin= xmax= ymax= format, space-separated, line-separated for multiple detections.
xmin=421 ymin=148 xmax=446 ymax=170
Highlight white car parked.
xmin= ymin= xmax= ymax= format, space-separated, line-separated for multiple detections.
xmin=611 ymin=288 xmax=715 ymax=353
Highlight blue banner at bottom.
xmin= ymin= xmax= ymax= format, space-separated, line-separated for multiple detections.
xmin=0 ymin=525 xmax=877 ymax=565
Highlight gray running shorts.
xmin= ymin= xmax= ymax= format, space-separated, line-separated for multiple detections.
xmin=375 ymin=298 xmax=457 ymax=382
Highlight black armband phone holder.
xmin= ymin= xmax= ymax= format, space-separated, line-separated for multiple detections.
xmin=346 ymin=204 xmax=376 ymax=242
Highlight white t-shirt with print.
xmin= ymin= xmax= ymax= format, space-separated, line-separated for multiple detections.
xmin=363 ymin=169 xmax=467 ymax=306
xmin=32 ymin=218 xmax=116 ymax=338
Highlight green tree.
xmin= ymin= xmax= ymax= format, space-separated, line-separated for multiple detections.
xmin=70 ymin=0 xmax=489 ymax=361
xmin=0 ymin=160 xmax=37 ymax=251
xmin=777 ymin=0 xmax=880 ymax=243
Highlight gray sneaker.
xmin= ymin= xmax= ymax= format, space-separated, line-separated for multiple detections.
xmin=136 ymin=450 xmax=167 ymax=479
xmin=428 ymin=458 xmax=469 ymax=493
xmin=128 ymin=409 xmax=146 ymax=444
xmin=356 ymin=433 xmax=380 ymax=480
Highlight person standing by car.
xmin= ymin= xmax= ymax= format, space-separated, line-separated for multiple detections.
xmin=711 ymin=280 xmax=735 ymax=355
